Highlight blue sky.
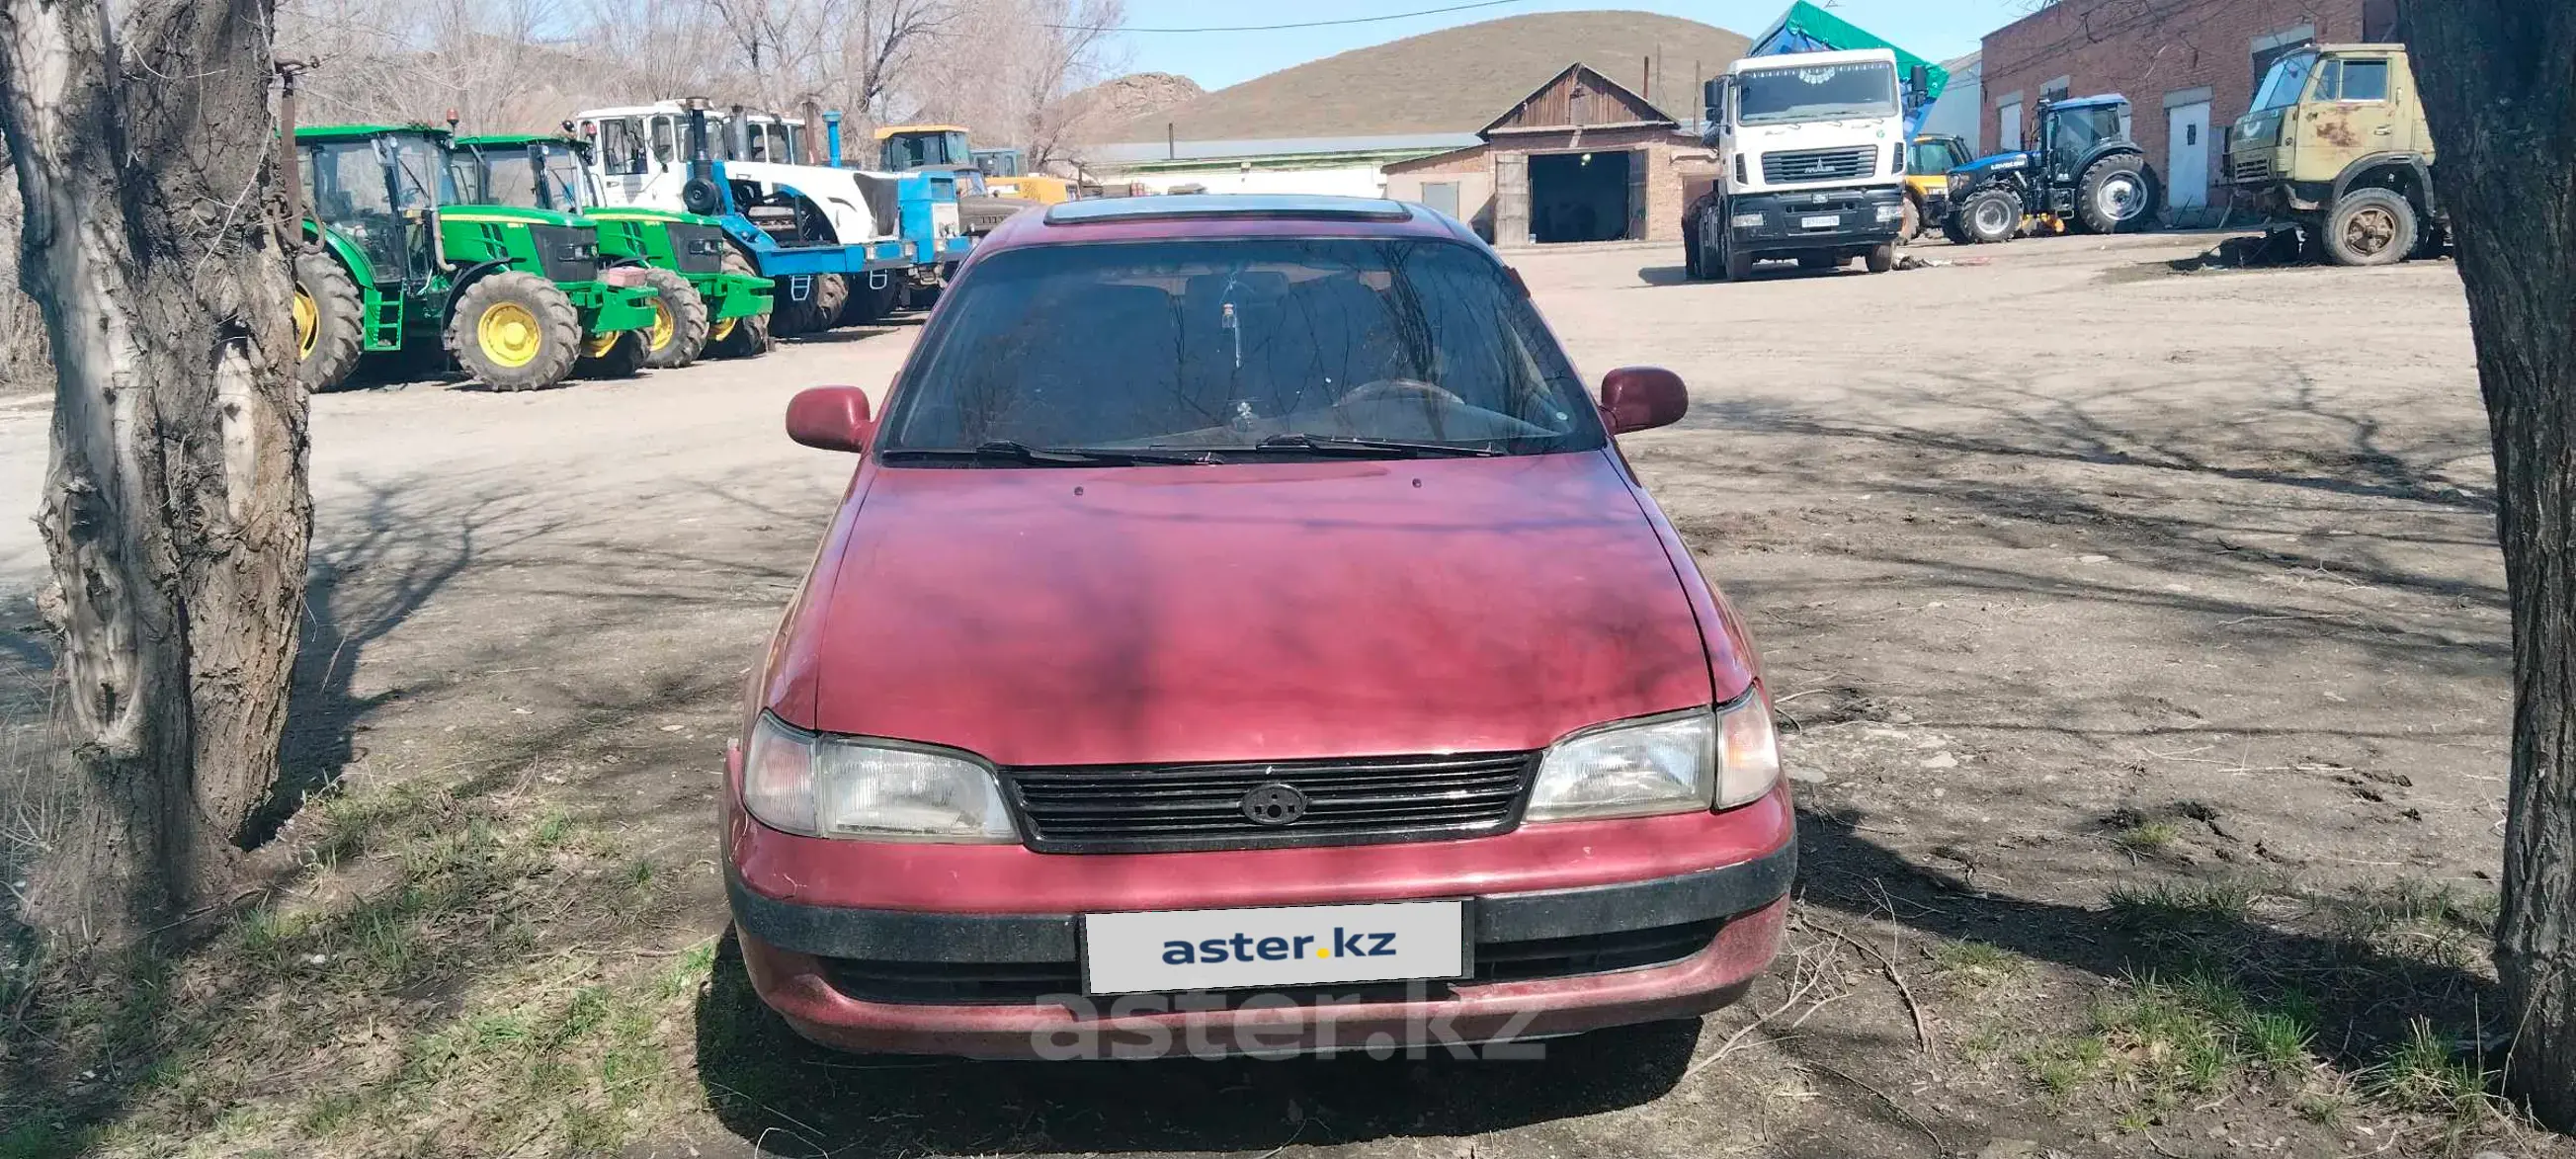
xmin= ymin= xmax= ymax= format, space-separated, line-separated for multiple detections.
xmin=1111 ymin=1 xmax=2031 ymax=91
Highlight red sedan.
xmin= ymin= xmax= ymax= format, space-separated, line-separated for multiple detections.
xmin=725 ymin=194 xmax=1792 ymax=1059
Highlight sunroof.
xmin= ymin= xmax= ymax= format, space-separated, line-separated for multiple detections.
xmin=1043 ymin=194 xmax=1417 ymax=225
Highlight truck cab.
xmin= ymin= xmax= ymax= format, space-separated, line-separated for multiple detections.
xmin=1686 ymin=47 xmax=1919 ymax=282
xmin=2227 ymin=43 xmax=2442 ymax=266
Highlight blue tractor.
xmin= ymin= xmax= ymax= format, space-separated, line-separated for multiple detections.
xmin=1940 ymin=95 xmax=2161 ymax=244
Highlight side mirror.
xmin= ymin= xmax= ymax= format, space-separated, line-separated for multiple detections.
xmin=787 ymin=385 xmax=875 ymax=453
xmin=1600 ymin=367 xmax=1688 ymax=435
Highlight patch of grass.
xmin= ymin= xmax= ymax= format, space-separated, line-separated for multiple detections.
xmin=2112 ymin=819 xmax=2181 ymax=853
xmin=532 ymin=810 xmax=572 ymax=848
xmin=2364 ymin=1018 xmax=2494 ymax=1125
xmin=1932 ymin=939 xmax=2020 ymax=975
xmin=2107 ymin=879 xmax=2258 ymax=930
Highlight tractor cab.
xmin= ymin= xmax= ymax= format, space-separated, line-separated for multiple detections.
xmin=877 ymin=124 xmax=976 ymax=180
xmin=2036 ymin=96 xmax=2132 ymax=187
xmin=456 ymin=133 xmax=602 ymax=213
xmin=295 ymin=124 xmax=457 ymax=290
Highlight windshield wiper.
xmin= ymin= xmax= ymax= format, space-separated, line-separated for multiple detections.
xmin=879 ymin=441 xmax=1214 ymax=466
xmin=1234 ymin=433 xmax=1504 ymax=458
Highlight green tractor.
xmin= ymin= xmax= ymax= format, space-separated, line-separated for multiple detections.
xmin=454 ymin=132 xmax=775 ymax=366
xmin=288 ymin=124 xmax=662 ymax=392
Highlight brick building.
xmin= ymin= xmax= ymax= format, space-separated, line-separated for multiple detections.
xmin=1384 ymin=63 xmax=1705 ymax=245
xmin=1979 ymin=0 xmax=2405 ymax=219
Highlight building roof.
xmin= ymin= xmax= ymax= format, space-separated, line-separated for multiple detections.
xmin=1100 ymin=10 xmax=1747 ymax=150
xmin=1479 ymin=63 xmax=1675 ymax=135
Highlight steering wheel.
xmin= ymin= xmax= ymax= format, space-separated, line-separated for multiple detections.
xmin=1338 ymin=377 xmax=1465 ymax=407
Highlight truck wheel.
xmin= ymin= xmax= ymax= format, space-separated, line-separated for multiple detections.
xmin=2076 ymin=154 xmax=2158 ymax=233
xmin=1898 ymin=197 xmax=1920 ymax=246
xmin=635 ymin=267 xmax=708 ymax=369
xmin=1865 ymin=242 xmax=1896 ymax=274
xmin=1684 ymin=226 xmax=1704 ymax=280
xmin=447 ymin=271 xmax=580 ymax=391
xmin=576 ymin=327 xmax=649 ymax=378
xmin=2324 ymin=189 xmax=2417 ymax=267
xmin=1960 ymin=189 xmax=2023 ymax=244
xmin=291 ymin=249 xmax=366 ymax=393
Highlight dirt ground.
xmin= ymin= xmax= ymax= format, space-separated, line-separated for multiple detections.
xmin=0 ymin=231 xmax=2554 ymax=1159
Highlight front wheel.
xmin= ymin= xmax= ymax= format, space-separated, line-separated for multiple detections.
xmin=1865 ymin=242 xmax=1896 ymax=274
xmin=2076 ymin=153 xmax=2158 ymax=233
xmin=2323 ymin=188 xmax=2417 ymax=268
xmin=575 ymin=327 xmax=648 ymax=378
xmin=635 ymin=267 xmax=709 ymax=369
xmin=447 ymin=271 xmax=580 ymax=391
xmin=1959 ymin=189 xmax=2023 ymax=245
xmin=705 ymin=246 xmax=773 ymax=359
xmin=1898 ymin=197 xmax=1921 ymax=245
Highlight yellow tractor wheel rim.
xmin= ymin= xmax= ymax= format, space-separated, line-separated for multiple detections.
xmin=477 ymin=302 xmax=544 ymax=368
xmin=293 ymin=288 xmax=319 ymax=360
xmin=646 ymin=298 xmax=677 ymax=352
xmin=709 ymin=316 xmax=736 ymax=342
xmin=584 ymin=330 xmax=621 ymax=359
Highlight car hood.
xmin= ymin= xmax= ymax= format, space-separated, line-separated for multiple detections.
xmin=1948 ymin=150 xmax=2034 ymax=178
xmin=785 ymin=451 xmax=1718 ymax=767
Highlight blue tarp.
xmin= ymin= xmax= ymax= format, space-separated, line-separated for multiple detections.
xmin=1745 ymin=1 xmax=1951 ymax=137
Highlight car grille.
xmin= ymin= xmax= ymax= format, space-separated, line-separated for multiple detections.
xmin=817 ymin=919 xmax=1723 ymax=1005
xmin=2231 ymin=155 xmax=2274 ymax=184
xmin=530 ymin=223 xmax=599 ymax=284
xmin=664 ymin=222 xmax=726 ymax=275
xmin=1001 ymin=751 xmax=1537 ymax=854
xmin=1761 ymin=146 xmax=1877 ymax=185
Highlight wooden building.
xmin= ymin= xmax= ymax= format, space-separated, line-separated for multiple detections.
xmin=1383 ymin=63 xmax=1710 ymax=245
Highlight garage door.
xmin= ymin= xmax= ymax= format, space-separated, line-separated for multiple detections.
xmin=2166 ymin=101 xmax=2210 ymax=209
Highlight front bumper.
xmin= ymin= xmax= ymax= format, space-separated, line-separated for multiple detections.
xmin=566 ymin=282 xmax=660 ymax=335
xmin=724 ymin=775 xmax=1797 ymax=1058
xmin=1726 ymin=186 xmax=1906 ymax=254
xmin=691 ymin=270 xmax=775 ymax=321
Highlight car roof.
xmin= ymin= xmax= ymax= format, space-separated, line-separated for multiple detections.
xmin=979 ymin=194 xmax=1468 ymax=254
xmin=456 ymin=132 xmax=570 ymax=147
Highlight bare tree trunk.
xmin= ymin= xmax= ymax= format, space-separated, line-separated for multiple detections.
xmin=0 ymin=0 xmax=309 ymax=945
xmin=2402 ymin=0 xmax=2576 ymax=1130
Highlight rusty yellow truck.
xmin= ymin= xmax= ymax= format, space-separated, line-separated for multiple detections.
xmin=2227 ymin=42 xmax=2444 ymax=266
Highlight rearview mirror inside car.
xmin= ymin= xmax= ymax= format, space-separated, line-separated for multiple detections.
xmin=787 ymin=385 xmax=876 ymax=453
xmin=1600 ymin=367 xmax=1688 ymax=435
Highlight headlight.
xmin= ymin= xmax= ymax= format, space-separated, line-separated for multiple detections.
xmin=1948 ymin=174 xmax=1970 ymax=194
xmin=1524 ymin=694 xmax=1782 ymax=823
xmin=740 ymin=713 xmax=1018 ymax=842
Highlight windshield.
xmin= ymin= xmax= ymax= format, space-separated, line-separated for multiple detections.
xmin=876 ymin=238 xmax=1606 ymax=460
xmin=2253 ymin=51 xmax=2319 ymax=111
xmin=1735 ymin=61 xmax=1898 ymax=125
xmin=886 ymin=130 xmax=970 ymax=169
xmin=536 ymin=143 xmax=594 ymax=209
xmin=386 ymin=135 xmax=455 ymax=210
xmin=474 ymin=149 xmax=540 ymax=207
xmin=1909 ymin=138 xmax=1960 ymax=176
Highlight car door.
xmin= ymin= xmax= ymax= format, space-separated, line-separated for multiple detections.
xmin=2298 ymin=54 xmax=2393 ymax=185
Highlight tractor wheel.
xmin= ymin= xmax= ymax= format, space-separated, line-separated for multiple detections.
xmin=2323 ymin=189 xmax=2417 ymax=268
xmin=635 ymin=267 xmax=708 ymax=369
xmin=840 ymin=279 xmax=899 ymax=326
xmin=810 ymin=274 xmax=850 ymax=332
xmin=2076 ymin=153 xmax=2158 ymax=234
xmin=1865 ymin=242 xmax=1896 ymax=274
xmin=1898 ymin=197 xmax=1921 ymax=246
xmin=1938 ymin=207 xmax=1977 ymax=246
xmin=705 ymin=247 xmax=772 ymax=360
xmin=291 ymin=249 xmax=365 ymax=393
xmin=447 ymin=271 xmax=580 ymax=391
xmin=575 ymin=327 xmax=649 ymax=378
xmin=1959 ymin=189 xmax=2023 ymax=245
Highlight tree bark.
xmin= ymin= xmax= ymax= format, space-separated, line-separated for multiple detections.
xmin=2402 ymin=0 xmax=2576 ymax=1130
xmin=0 ymin=0 xmax=308 ymax=944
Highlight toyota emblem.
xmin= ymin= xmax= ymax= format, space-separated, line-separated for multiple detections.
xmin=1240 ymin=783 xmax=1309 ymax=826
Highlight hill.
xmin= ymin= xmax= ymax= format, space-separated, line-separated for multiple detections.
xmin=1104 ymin=10 xmax=1748 ymax=144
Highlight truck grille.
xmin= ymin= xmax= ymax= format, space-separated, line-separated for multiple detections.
xmin=1002 ymin=752 xmax=1537 ymax=854
xmin=529 ymin=223 xmax=599 ymax=284
xmin=2231 ymin=155 xmax=2274 ymax=185
xmin=1761 ymin=146 xmax=1877 ymax=185
xmin=663 ymin=222 xmax=726 ymax=275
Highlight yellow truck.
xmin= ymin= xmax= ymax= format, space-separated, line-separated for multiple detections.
xmin=1904 ymin=132 xmax=1969 ymax=241
xmin=2226 ymin=42 xmax=2444 ymax=266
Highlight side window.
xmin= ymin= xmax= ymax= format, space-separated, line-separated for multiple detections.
xmin=599 ymin=119 xmax=642 ymax=176
xmin=2338 ymin=59 xmax=2390 ymax=102
xmin=2312 ymin=59 xmax=2343 ymax=101
xmin=650 ymin=116 xmax=676 ymax=165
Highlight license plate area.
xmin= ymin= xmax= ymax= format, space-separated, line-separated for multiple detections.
xmin=1083 ymin=901 xmax=1468 ymax=995
xmin=1800 ymin=214 xmax=1842 ymax=229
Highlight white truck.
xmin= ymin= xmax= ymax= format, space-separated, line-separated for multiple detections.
xmin=1685 ymin=48 xmax=1926 ymax=282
